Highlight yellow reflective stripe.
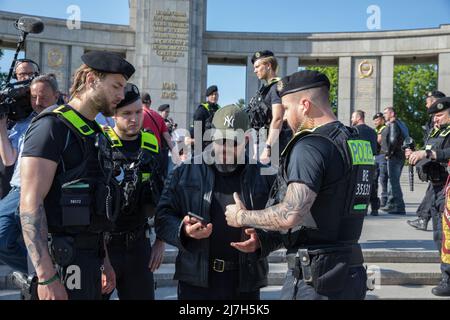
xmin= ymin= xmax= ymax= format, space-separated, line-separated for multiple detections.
xmin=268 ymin=77 xmax=281 ymax=85
xmin=202 ymin=103 xmax=210 ymax=112
xmin=102 ymin=126 xmax=123 ymax=148
xmin=53 ymin=105 xmax=95 ymax=136
xmin=376 ymin=125 xmax=386 ymax=135
xmin=142 ymin=173 xmax=152 ymax=182
xmin=141 ymin=131 xmax=159 ymax=153
xmin=440 ymin=127 xmax=450 ymax=137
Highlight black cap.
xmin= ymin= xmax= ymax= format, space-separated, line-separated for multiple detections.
xmin=81 ymin=51 xmax=135 ymax=80
xmin=251 ymin=50 xmax=274 ymax=64
xmin=373 ymin=112 xmax=384 ymax=120
xmin=426 ymin=90 xmax=446 ymax=99
xmin=277 ymin=70 xmax=331 ymax=98
xmin=206 ymin=85 xmax=218 ymax=97
xmin=142 ymin=93 xmax=151 ymax=104
xmin=116 ymin=83 xmax=140 ymax=109
xmin=428 ymin=97 xmax=450 ymax=115
xmin=158 ymin=104 xmax=170 ymax=112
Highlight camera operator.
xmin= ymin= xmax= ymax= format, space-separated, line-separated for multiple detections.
xmin=0 ymin=59 xmax=40 ymax=199
xmin=406 ymin=97 xmax=450 ymax=296
xmin=0 ymin=74 xmax=59 ymax=273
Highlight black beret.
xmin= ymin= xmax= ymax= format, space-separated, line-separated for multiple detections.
xmin=158 ymin=104 xmax=170 ymax=112
xmin=116 ymin=83 xmax=140 ymax=109
xmin=81 ymin=51 xmax=135 ymax=80
xmin=206 ymin=85 xmax=218 ymax=97
xmin=426 ymin=90 xmax=446 ymax=99
xmin=373 ymin=112 xmax=384 ymax=120
xmin=428 ymin=97 xmax=450 ymax=115
xmin=142 ymin=93 xmax=151 ymax=104
xmin=251 ymin=50 xmax=274 ymax=64
xmin=277 ymin=70 xmax=331 ymax=98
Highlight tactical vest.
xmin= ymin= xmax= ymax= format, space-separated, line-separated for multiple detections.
xmin=416 ymin=125 xmax=450 ymax=183
xmin=31 ymin=105 xmax=114 ymax=234
xmin=267 ymin=122 xmax=375 ymax=250
xmin=375 ymin=125 xmax=386 ymax=154
xmin=245 ymin=78 xmax=280 ymax=131
xmin=201 ymin=103 xmax=220 ymax=132
xmin=99 ymin=126 xmax=162 ymax=226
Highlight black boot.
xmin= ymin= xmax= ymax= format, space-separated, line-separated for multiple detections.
xmin=432 ymin=281 xmax=450 ymax=297
xmin=407 ymin=218 xmax=429 ymax=231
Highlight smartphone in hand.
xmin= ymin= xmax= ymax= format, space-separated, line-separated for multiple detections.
xmin=188 ymin=212 xmax=207 ymax=225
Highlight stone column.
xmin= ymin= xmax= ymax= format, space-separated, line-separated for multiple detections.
xmin=246 ymin=56 xmax=259 ymax=104
xmin=132 ymin=0 xmax=204 ymax=129
xmin=25 ymin=40 xmax=40 ymax=66
xmin=338 ymin=57 xmax=352 ymax=125
xmin=286 ymin=56 xmax=299 ymax=76
xmin=380 ymin=55 xmax=394 ymax=111
xmin=351 ymin=57 xmax=380 ymax=124
xmin=439 ymin=53 xmax=450 ymax=95
xmin=277 ymin=56 xmax=287 ymax=78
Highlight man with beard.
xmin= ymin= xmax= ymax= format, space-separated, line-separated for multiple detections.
xmin=19 ymin=51 xmax=134 ymax=300
xmin=225 ymin=70 xmax=373 ymax=300
xmin=100 ymin=84 xmax=165 ymax=300
xmin=156 ymin=105 xmax=275 ymax=300
xmin=0 ymin=74 xmax=59 ymax=274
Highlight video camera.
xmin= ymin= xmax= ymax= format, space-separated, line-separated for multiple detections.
xmin=402 ymin=137 xmax=416 ymax=192
xmin=0 ymin=16 xmax=44 ymax=121
xmin=0 ymin=79 xmax=34 ymax=121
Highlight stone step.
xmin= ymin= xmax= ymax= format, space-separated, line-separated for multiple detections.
xmin=1 ymin=260 xmax=443 ymax=290
xmin=162 ymin=248 xmax=440 ymax=264
xmin=2 ymin=285 xmax=450 ymax=300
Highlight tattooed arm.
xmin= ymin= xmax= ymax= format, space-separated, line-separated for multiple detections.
xmin=226 ymin=183 xmax=317 ymax=231
xmin=20 ymin=156 xmax=67 ymax=300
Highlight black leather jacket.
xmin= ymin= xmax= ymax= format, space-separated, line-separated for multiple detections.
xmin=155 ymin=160 xmax=277 ymax=292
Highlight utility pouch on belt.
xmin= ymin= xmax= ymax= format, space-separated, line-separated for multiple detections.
xmin=308 ymin=246 xmax=351 ymax=295
xmin=60 ymin=179 xmax=92 ymax=227
xmin=50 ymin=236 xmax=76 ymax=267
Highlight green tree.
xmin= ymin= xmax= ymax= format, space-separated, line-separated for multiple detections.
xmin=393 ymin=64 xmax=438 ymax=145
xmin=305 ymin=66 xmax=338 ymax=114
xmin=236 ymin=98 xmax=245 ymax=108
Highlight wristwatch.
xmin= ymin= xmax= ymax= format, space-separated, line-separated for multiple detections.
xmin=426 ymin=150 xmax=432 ymax=159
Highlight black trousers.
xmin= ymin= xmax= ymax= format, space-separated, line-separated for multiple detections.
xmin=57 ymin=249 xmax=103 ymax=300
xmin=280 ymin=266 xmax=367 ymax=300
xmin=370 ymin=162 xmax=381 ymax=211
xmin=106 ymin=238 xmax=155 ymax=300
xmin=178 ymin=270 xmax=260 ymax=300
xmin=416 ymin=183 xmax=433 ymax=221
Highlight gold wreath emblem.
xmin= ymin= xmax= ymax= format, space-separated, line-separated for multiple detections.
xmin=358 ymin=60 xmax=374 ymax=79
xmin=48 ymin=48 xmax=64 ymax=68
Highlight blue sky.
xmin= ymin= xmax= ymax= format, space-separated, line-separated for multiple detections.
xmin=1 ymin=0 xmax=449 ymax=105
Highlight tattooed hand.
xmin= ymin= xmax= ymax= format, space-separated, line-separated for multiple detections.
xmin=225 ymin=193 xmax=247 ymax=228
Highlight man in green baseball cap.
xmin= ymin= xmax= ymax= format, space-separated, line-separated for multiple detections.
xmin=155 ymin=104 xmax=276 ymax=300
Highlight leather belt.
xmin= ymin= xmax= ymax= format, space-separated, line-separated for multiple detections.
xmin=211 ymin=259 xmax=239 ymax=273
xmin=106 ymin=225 xmax=147 ymax=247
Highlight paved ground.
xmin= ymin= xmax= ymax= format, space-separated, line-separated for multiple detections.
xmin=1 ymin=170 xmax=448 ymax=300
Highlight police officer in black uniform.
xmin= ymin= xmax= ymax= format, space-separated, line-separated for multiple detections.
xmin=408 ymin=90 xmax=446 ymax=230
xmin=246 ymin=50 xmax=292 ymax=163
xmin=192 ymin=85 xmax=220 ymax=147
xmin=19 ymin=51 xmax=135 ymax=300
xmin=226 ymin=70 xmax=373 ymax=300
xmin=407 ymin=97 xmax=450 ymax=296
xmin=100 ymin=84 xmax=165 ymax=300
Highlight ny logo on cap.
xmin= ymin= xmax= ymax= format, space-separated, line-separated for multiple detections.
xmin=224 ymin=115 xmax=235 ymax=128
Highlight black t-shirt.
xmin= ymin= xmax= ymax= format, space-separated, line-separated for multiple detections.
xmin=285 ymin=121 xmax=350 ymax=243
xmin=209 ymin=165 xmax=244 ymax=263
xmin=263 ymin=83 xmax=281 ymax=107
xmin=355 ymin=124 xmax=378 ymax=156
xmin=21 ymin=107 xmax=98 ymax=230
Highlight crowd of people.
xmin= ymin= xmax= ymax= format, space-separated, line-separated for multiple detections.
xmin=0 ymin=48 xmax=449 ymax=301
